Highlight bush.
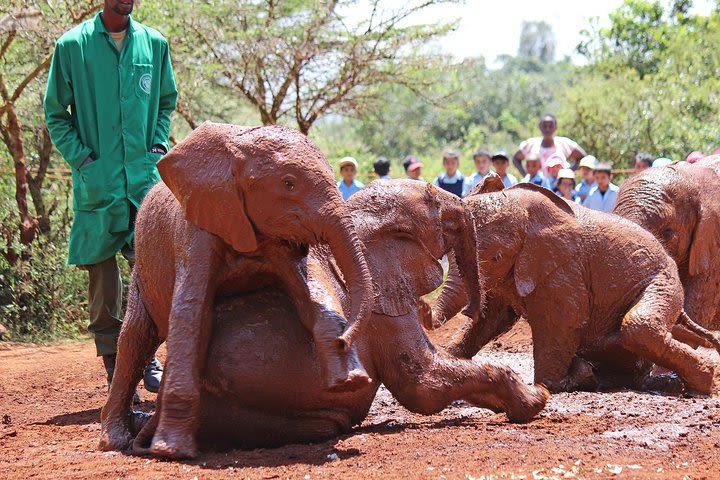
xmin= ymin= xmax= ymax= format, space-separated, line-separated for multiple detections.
xmin=0 ymin=177 xmax=91 ymax=342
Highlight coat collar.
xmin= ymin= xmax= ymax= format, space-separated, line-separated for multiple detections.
xmin=93 ymin=11 xmax=138 ymax=35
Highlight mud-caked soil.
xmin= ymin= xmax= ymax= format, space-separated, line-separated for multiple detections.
xmin=1 ymin=317 xmax=719 ymax=479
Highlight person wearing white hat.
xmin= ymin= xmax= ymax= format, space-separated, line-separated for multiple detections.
xmin=542 ymin=152 xmax=565 ymax=192
xmin=584 ymin=163 xmax=619 ymax=213
xmin=555 ymin=168 xmax=580 ymax=204
xmin=574 ymin=155 xmax=598 ymax=203
xmin=337 ymin=157 xmax=365 ymax=200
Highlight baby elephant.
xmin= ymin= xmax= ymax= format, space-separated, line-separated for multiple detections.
xmin=431 ymin=175 xmax=718 ymax=393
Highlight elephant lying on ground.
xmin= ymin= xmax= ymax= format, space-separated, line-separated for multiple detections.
xmin=614 ymin=157 xmax=720 ymax=339
xmin=108 ymin=180 xmax=548 ymax=454
xmin=427 ymin=175 xmax=719 ymax=394
xmin=100 ymin=123 xmax=376 ymax=459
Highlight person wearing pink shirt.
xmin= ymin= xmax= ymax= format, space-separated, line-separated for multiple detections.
xmin=513 ymin=113 xmax=586 ymax=176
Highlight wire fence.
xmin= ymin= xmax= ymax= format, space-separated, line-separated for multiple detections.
xmin=0 ymin=166 xmax=640 ymax=182
xmin=0 ymin=167 xmax=72 ymax=181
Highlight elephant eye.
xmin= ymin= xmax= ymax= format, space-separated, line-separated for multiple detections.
xmin=662 ymin=228 xmax=675 ymax=241
xmin=282 ymin=174 xmax=297 ymax=192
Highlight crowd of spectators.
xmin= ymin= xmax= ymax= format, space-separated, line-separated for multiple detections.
xmin=337 ymin=113 xmax=714 ymax=214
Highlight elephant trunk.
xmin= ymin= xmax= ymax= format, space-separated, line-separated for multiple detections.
xmin=446 ymin=204 xmax=485 ymax=322
xmin=321 ymin=211 xmax=374 ymax=349
xmin=431 ymin=253 xmax=468 ymax=326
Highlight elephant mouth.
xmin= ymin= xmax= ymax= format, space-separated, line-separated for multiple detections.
xmin=281 ymin=240 xmax=310 ymax=256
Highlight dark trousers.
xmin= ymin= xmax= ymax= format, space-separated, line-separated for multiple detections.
xmin=86 ymin=204 xmax=137 ymax=356
xmin=87 ymin=255 xmax=124 ymax=356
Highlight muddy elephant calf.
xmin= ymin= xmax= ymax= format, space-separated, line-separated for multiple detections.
xmin=429 ymin=176 xmax=718 ymax=394
xmin=122 ymin=180 xmax=549 ymax=453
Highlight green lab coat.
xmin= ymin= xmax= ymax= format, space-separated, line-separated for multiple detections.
xmin=44 ymin=12 xmax=177 ymax=265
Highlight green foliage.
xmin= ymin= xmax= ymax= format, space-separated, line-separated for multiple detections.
xmin=563 ymin=3 xmax=720 ymax=168
xmin=352 ymin=56 xmax=574 ymax=179
xmin=0 ymin=177 xmax=90 ymax=342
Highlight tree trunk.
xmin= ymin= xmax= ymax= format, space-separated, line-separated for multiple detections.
xmin=26 ymin=125 xmax=53 ymax=235
xmin=6 ymin=106 xmax=38 ymax=248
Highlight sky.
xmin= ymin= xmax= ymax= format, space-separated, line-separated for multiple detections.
xmin=352 ymin=0 xmax=716 ymax=64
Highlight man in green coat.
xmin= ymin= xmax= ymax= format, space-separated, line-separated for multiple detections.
xmin=44 ymin=0 xmax=177 ymax=395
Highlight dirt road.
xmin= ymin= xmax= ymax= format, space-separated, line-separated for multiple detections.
xmin=1 ymin=319 xmax=719 ymax=479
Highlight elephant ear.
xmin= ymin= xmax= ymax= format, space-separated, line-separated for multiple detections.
xmin=366 ymin=236 xmax=444 ymax=317
xmin=688 ymin=206 xmax=720 ymax=276
xmin=511 ymin=183 xmax=578 ymax=297
xmin=157 ymin=122 xmax=259 ymax=253
xmin=468 ymin=172 xmax=505 ymax=197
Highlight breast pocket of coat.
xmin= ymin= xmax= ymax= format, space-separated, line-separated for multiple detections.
xmin=133 ymin=63 xmax=154 ymax=99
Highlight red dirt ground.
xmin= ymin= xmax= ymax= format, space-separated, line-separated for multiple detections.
xmin=2 ymin=317 xmax=719 ymax=479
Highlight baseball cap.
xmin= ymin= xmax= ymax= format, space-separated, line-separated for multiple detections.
xmin=338 ymin=157 xmax=358 ymax=168
xmin=492 ymin=150 xmax=510 ymax=161
xmin=578 ymin=155 xmax=598 ymax=169
xmin=407 ymin=160 xmax=424 ymax=172
xmin=557 ymin=168 xmax=575 ymax=180
xmin=652 ymin=157 xmax=673 ymax=168
xmin=403 ymin=155 xmax=417 ymax=171
xmin=685 ymin=151 xmax=704 ymax=164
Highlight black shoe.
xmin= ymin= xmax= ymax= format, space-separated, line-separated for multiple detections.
xmin=143 ymin=357 xmax=163 ymax=393
xmin=103 ymin=354 xmax=141 ymax=403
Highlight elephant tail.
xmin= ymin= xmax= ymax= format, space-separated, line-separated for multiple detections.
xmin=678 ymin=311 xmax=720 ymax=354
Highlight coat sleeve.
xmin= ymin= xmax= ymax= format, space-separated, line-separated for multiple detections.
xmin=151 ymin=41 xmax=178 ymax=151
xmin=43 ymin=42 xmax=93 ymax=170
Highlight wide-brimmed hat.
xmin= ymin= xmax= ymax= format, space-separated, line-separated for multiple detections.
xmin=338 ymin=157 xmax=358 ymax=168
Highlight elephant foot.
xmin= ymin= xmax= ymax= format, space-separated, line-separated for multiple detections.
xmin=325 ymin=368 xmax=372 ymax=393
xmin=98 ymin=421 xmax=133 ymax=452
xmin=681 ymin=361 xmax=716 ymax=395
xmin=321 ymin=344 xmax=372 ymax=393
xmin=567 ymin=357 xmax=598 ymax=392
xmin=504 ymin=383 xmax=550 ymax=423
xmin=150 ymin=428 xmax=198 ymax=460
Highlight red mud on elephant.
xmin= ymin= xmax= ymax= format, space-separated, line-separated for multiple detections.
xmin=99 ymin=127 xmax=548 ymax=458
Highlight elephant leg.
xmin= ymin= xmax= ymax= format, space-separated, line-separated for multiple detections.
xmin=99 ymin=272 xmax=159 ymax=452
xmin=312 ymin=306 xmax=370 ymax=392
xmin=280 ymin=263 xmax=369 ymax=392
xmin=445 ymin=297 xmax=519 ymax=359
xmin=526 ymin=295 xmax=587 ymax=392
xmin=616 ymin=282 xmax=716 ymax=394
xmin=685 ymin=273 xmax=720 ymax=329
xmin=372 ymin=314 xmax=548 ymax=423
xmin=150 ymin=266 xmax=217 ymax=460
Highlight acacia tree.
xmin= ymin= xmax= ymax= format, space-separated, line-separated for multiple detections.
xmin=0 ymin=1 xmax=99 ymax=261
xmin=144 ymin=0 xmax=457 ymax=134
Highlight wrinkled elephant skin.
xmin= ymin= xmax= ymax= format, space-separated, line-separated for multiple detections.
xmin=99 ymin=123 xmax=375 ymax=459
xmin=110 ymin=180 xmax=549 ymax=454
xmin=615 ymin=156 xmax=720 ymax=333
xmin=432 ymin=178 xmax=717 ymax=394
